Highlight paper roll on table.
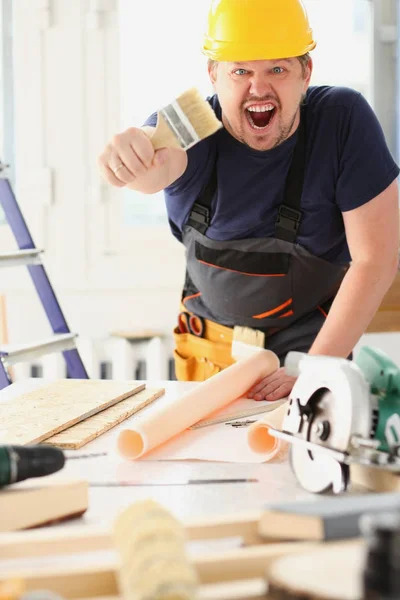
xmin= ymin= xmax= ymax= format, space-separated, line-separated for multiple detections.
xmin=247 ymin=402 xmax=290 ymax=462
xmin=118 ymin=349 xmax=279 ymax=460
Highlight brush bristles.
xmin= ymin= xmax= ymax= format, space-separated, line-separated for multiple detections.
xmin=233 ymin=326 xmax=266 ymax=348
xmin=231 ymin=327 xmax=266 ymax=361
xmin=176 ymin=87 xmax=222 ymax=141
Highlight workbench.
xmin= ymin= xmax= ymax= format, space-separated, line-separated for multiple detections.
xmin=0 ymin=379 xmax=370 ymax=599
xmin=0 ymin=378 xmax=314 ymax=528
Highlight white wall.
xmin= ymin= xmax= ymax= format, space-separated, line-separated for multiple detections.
xmin=2 ymin=0 xmax=184 ymax=351
xmin=1 ymin=0 xmax=399 ymax=374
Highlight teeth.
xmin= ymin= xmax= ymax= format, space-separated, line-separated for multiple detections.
xmin=247 ymin=105 xmax=275 ymax=113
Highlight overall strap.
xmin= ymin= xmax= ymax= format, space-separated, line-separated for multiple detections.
xmin=186 ymin=158 xmax=217 ymax=235
xmin=187 ymin=105 xmax=307 ymax=240
xmin=274 ymin=105 xmax=307 ymax=243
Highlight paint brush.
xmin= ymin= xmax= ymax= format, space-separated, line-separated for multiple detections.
xmin=231 ymin=326 xmax=266 ymax=361
xmin=144 ymin=87 xmax=222 ymax=151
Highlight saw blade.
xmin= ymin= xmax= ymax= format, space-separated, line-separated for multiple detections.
xmin=290 ymin=388 xmax=356 ymax=494
xmin=289 ymin=388 xmax=351 ymax=493
xmin=290 ymin=445 xmax=350 ymax=493
xmin=288 ymin=388 xmax=355 ymax=493
xmin=282 ymin=355 xmax=373 ymax=493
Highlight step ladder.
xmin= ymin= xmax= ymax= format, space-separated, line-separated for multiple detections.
xmin=0 ymin=169 xmax=88 ymax=390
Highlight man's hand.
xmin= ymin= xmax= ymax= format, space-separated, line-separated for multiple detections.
xmin=97 ymin=126 xmax=187 ymax=194
xmin=247 ymin=367 xmax=297 ymax=401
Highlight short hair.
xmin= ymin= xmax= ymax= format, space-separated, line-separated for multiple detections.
xmin=297 ymin=53 xmax=311 ymax=77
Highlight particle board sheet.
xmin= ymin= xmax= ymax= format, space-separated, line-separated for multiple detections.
xmin=45 ymin=387 xmax=165 ymax=449
xmin=0 ymin=379 xmax=145 ymax=446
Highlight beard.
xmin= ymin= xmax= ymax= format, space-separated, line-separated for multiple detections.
xmin=270 ymin=110 xmax=299 ymax=149
xmin=224 ymin=98 xmax=303 ymax=151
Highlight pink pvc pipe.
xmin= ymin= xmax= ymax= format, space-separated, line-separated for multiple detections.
xmin=118 ymin=349 xmax=279 ymax=460
xmin=247 ymin=402 xmax=289 ymax=462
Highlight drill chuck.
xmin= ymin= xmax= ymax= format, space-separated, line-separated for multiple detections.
xmin=0 ymin=445 xmax=65 ymax=486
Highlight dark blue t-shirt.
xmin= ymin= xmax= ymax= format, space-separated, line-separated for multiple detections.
xmin=145 ymin=87 xmax=399 ymax=264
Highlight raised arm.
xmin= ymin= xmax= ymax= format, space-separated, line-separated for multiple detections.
xmin=97 ymin=126 xmax=188 ymax=194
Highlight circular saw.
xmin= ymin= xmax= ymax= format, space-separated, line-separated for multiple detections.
xmin=268 ymin=347 xmax=400 ymax=493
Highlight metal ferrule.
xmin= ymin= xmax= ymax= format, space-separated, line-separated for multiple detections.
xmin=159 ymin=101 xmax=200 ymax=150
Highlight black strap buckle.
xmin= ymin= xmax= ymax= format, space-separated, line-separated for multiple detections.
xmin=275 ymin=205 xmax=302 ymax=233
xmin=189 ymin=202 xmax=211 ymax=227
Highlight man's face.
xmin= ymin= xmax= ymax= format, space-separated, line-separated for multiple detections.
xmin=209 ymin=58 xmax=312 ymax=151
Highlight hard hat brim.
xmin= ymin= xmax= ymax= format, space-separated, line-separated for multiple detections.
xmin=202 ymin=37 xmax=317 ymax=62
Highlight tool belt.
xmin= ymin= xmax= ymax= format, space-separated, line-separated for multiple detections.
xmin=173 ymin=308 xmax=235 ymax=382
xmin=173 ymin=295 xmax=337 ymax=382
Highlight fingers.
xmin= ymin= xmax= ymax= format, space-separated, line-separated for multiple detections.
xmin=248 ymin=368 xmax=284 ymax=395
xmin=253 ymin=381 xmax=294 ymax=401
xmin=98 ymin=127 xmax=156 ymax=187
xmin=247 ymin=367 xmax=296 ymax=401
xmin=99 ymin=164 xmax=126 ymax=188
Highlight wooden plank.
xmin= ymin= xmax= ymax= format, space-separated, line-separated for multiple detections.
xmin=187 ymin=510 xmax=263 ymax=544
xmin=367 ymin=272 xmax=400 ymax=332
xmin=350 ymin=463 xmax=400 ymax=492
xmin=0 ymin=479 xmax=88 ymax=532
xmin=0 ymin=511 xmax=263 ymax=560
xmin=0 ymin=379 xmax=145 ymax=445
xmin=0 ymin=542 xmax=318 ymax=596
xmin=367 ymin=309 xmax=400 ymax=333
xmin=266 ymin=540 xmax=364 ymax=600
xmin=45 ymin=387 xmax=165 ymax=449
xmin=0 ymin=525 xmax=110 ymax=560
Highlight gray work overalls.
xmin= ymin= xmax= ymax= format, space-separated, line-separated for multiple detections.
xmin=180 ymin=106 xmax=349 ymax=363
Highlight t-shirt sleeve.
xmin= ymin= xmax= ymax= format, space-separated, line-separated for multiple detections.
xmin=336 ymin=93 xmax=399 ymax=212
xmin=143 ymin=112 xmax=157 ymax=128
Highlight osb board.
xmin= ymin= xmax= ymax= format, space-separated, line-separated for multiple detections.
xmin=45 ymin=387 xmax=165 ymax=449
xmin=0 ymin=379 xmax=145 ymax=446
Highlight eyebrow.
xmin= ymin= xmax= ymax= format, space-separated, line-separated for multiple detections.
xmin=231 ymin=59 xmax=294 ymax=67
xmin=275 ymin=59 xmax=294 ymax=65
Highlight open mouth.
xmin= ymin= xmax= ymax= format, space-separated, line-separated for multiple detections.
xmin=245 ymin=104 xmax=276 ymax=131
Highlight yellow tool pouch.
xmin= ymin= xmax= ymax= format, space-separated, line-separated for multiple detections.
xmin=173 ymin=326 xmax=235 ymax=382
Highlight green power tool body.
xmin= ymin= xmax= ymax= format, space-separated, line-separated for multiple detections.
xmin=268 ymin=346 xmax=400 ymax=494
xmin=356 ymin=346 xmax=400 ymax=454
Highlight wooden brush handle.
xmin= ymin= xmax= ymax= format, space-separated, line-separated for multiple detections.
xmin=142 ymin=114 xmax=182 ymax=151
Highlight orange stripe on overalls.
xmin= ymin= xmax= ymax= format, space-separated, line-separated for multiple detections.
xmin=252 ymin=298 xmax=293 ymax=320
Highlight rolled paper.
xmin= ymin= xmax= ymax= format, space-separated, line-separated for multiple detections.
xmin=247 ymin=402 xmax=290 ymax=462
xmin=118 ymin=349 xmax=279 ymax=459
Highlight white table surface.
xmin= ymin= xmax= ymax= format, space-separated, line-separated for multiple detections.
xmin=0 ymin=378 xmax=319 ymax=531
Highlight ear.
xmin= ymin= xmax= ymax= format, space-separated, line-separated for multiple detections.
xmin=303 ymin=56 xmax=313 ymax=90
xmin=208 ymin=61 xmax=218 ymax=86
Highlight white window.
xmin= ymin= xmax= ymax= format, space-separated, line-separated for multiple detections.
xmin=117 ymin=0 xmax=212 ymax=235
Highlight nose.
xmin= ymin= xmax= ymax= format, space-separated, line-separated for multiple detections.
xmin=249 ymin=73 xmax=273 ymax=98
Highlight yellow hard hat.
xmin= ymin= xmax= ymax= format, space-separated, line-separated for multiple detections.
xmin=202 ymin=0 xmax=316 ymax=62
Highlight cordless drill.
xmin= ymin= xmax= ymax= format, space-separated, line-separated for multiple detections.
xmin=0 ymin=444 xmax=65 ymax=486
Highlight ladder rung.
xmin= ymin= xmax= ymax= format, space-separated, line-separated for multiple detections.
xmin=0 ymin=249 xmax=43 ymax=268
xmin=0 ymin=333 xmax=77 ymax=365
